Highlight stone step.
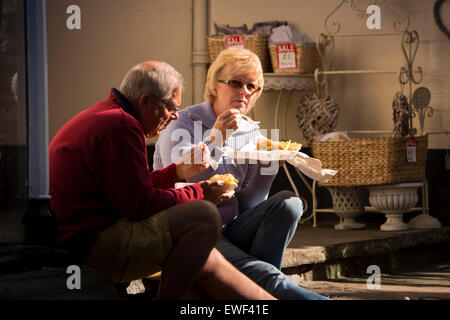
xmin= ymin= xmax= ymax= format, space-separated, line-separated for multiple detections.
xmin=298 ymin=260 xmax=450 ymax=300
xmin=282 ymin=223 xmax=450 ymax=281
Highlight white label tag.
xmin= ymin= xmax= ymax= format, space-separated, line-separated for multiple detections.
xmin=407 ymin=138 xmax=418 ymax=163
xmin=276 ymin=43 xmax=296 ymax=69
xmin=225 ymin=35 xmax=245 ymax=49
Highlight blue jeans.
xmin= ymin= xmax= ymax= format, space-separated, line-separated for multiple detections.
xmin=217 ymin=191 xmax=330 ymax=300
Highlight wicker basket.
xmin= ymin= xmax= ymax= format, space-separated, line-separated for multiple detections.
xmin=268 ymin=42 xmax=322 ymax=74
xmin=311 ymin=136 xmax=428 ymax=187
xmin=206 ymin=34 xmax=272 ymax=72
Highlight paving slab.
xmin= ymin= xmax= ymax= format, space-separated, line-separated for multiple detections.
xmin=298 ymin=261 xmax=450 ymax=300
xmin=282 ymin=222 xmax=450 ymax=268
xmin=126 ymin=221 xmax=450 ymax=299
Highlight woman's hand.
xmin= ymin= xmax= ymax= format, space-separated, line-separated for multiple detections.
xmin=209 ymin=109 xmax=241 ymax=145
xmin=175 ymin=144 xmax=210 ymax=180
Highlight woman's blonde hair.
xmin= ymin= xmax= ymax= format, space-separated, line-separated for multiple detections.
xmin=204 ymin=48 xmax=264 ymax=105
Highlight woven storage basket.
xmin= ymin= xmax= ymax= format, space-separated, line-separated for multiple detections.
xmin=206 ymin=34 xmax=271 ymax=72
xmin=268 ymin=42 xmax=322 ymax=74
xmin=311 ymin=136 xmax=428 ymax=187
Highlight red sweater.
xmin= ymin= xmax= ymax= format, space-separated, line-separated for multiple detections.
xmin=49 ymin=90 xmax=204 ymax=249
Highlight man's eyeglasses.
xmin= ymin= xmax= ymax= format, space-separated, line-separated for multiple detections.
xmin=149 ymin=93 xmax=180 ymax=113
xmin=217 ymin=80 xmax=261 ymax=94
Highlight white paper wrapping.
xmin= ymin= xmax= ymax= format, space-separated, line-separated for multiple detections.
xmin=219 ymin=139 xmax=338 ymax=183
xmin=174 ymin=182 xmax=195 ymax=189
xmin=286 ymin=153 xmax=338 ymax=183
xmin=268 ymin=25 xmax=314 ymax=43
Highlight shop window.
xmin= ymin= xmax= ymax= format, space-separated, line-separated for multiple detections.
xmin=0 ymin=0 xmax=27 ymax=243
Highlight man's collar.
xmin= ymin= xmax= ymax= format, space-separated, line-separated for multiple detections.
xmin=111 ymin=88 xmax=138 ymax=119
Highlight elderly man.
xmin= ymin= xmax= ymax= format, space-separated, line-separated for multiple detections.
xmin=49 ymin=61 xmax=275 ymax=300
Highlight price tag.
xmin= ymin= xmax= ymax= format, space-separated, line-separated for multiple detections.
xmin=276 ymin=43 xmax=297 ymax=70
xmin=225 ymin=35 xmax=245 ymax=49
xmin=407 ymin=137 xmax=418 ymax=163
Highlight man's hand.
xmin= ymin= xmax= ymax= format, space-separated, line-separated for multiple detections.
xmin=176 ymin=144 xmax=210 ymax=180
xmin=257 ymin=160 xmax=285 ymax=168
xmin=200 ymin=180 xmax=235 ymax=205
xmin=209 ymin=109 xmax=240 ymax=145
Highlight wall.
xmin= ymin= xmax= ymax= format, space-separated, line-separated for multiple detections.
xmin=46 ymin=0 xmax=449 ymax=149
xmin=46 ymin=0 xmax=194 ymax=144
xmin=209 ymin=0 xmax=450 ymax=149
xmin=406 ymin=0 xmax=450 ymax=148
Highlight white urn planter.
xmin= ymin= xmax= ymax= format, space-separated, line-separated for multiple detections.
xmin=367 ymin=183 xmax=422 ymax=231
xmin=326 ymin=186 xmax=366 ymax=230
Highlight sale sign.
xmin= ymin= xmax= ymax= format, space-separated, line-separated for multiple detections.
xmin=225 ymin=35 xmax=245 ymax=49
xmin=276 ymin=43 xmax=297 ymax=69
xmin=406 ymin=137 xmax=418 ymax=163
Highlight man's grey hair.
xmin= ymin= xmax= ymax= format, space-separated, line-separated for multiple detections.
xmin=119 ymin=61 xmax=185 ymax=102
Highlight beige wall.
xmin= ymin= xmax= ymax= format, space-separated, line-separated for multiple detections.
xmin=407 ymin=0 xmax=450 ymax=149
xmin=46 ymin=0 xmax=194 ymax=144
xmin=209 ymin=0 xmax=449 ymax=149
xmin=47 ymin=0 xmax=449 ymax=149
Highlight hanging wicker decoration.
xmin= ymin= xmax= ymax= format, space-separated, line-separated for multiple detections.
xmin=297 ymin=94 xmax=339 ymax=144
xmin=392 ymin=92 xmax=411 ymax=137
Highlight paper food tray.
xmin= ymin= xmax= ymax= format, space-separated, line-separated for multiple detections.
xmin=220 ymin=137 xmax=299 ymax=162
xmin=221 ymin=149 xmax=299 ymax=162
xmin=219 ymin=137 xmax=338 ymax=183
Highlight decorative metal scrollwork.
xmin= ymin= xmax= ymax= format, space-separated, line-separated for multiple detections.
xmin=324 ymin=0 xmax=409 ymax=35
xmin=399 ymin=30 xmax=423 ymax=86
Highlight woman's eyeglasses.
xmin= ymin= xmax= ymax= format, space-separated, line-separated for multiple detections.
xmin=217 ymin=80 xmax=261 ymax=94
xmin=149 ymin=93 xmax=180 ymax=113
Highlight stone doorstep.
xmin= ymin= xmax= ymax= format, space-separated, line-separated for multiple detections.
xmin=282 ymin=226 xmax=450 ymax=268
xmin=281 ymin=226 xmax=450 ymax=281
xmin=0 ymin=266 xmax=123 ymax=299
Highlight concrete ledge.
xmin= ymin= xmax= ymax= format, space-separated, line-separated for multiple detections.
xmin=0 ymin=266 xmax=122 ymax=299
xmin=282 ymin=226 xmax=450 ymax=269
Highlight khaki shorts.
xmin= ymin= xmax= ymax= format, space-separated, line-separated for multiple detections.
xmin=85 ymin=210 xmax=172 ymax=284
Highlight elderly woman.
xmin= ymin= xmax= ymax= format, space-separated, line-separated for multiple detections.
xmin=154 ymin=49 xmax=328 ymax=300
